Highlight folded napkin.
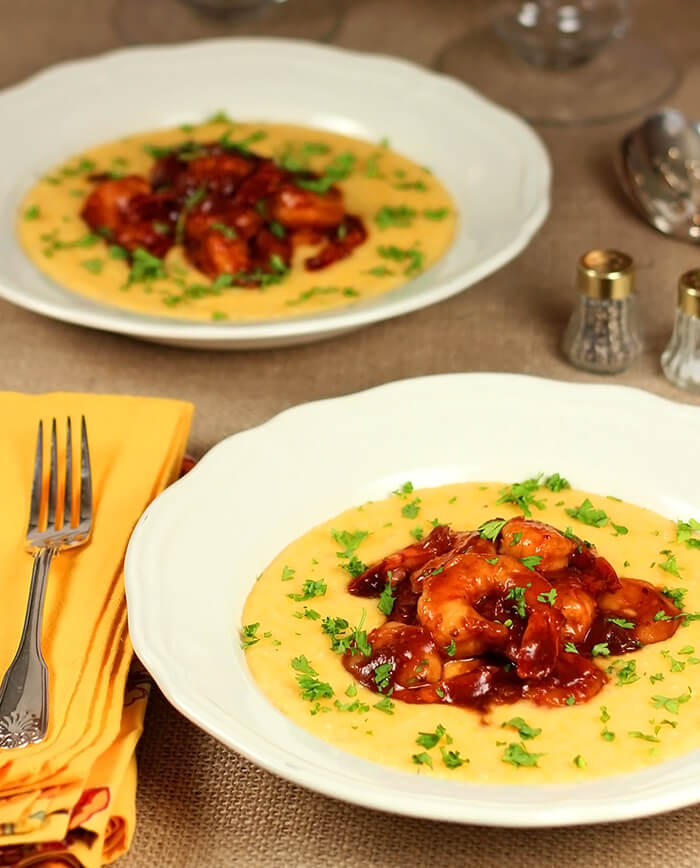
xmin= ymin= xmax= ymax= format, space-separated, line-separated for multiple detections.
xmin=0 ymin=393 xmax=193 ymax=868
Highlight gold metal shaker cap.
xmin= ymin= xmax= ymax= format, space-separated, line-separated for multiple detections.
xmin=576 ymin=249 xmax=635 ymax=299
xmin=678 ymin=269 xmax=700 ymax=318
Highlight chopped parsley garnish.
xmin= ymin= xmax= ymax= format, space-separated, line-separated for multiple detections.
xmin=628 ymin=731 xmax=660 ymax=743
xmin=206 ymin=109 xmax=233 ymax=123
xmin=601 ymin=728 xmax=615 ymax=742
xmin=650 ymin=672 xmax=665 ymax=684
xmin=607 ymin=660 xmax=640 ymax=685
xmin=505 ymin=586 xmax=528 ymax=619
xmin=393 ymin=481 xmax=414 ymax=497
xmin=600 ymin=706 xmax=610 ymax=722
xmin=591 ymin=642 xmax=611 ymax=657
xmin=367 ymin=265 xmax=393 ymax=277
xmin=287 ymin=579 xmax=327 ymax=601
xmin=651 ymin=691 xmax=691 ymax=714
xmin=291 ymin=656 xmax=334 ymax=701
xmin=423 ymin=208 xmax=449 ymax=220
xmin=565 ymin=695 xmax=576 ymax=706
xmin=440 ymin=747 xmax=467 ymax=768
xmin=415 ymin=724 xmax=449 ymax=749
xmin=661 ymin=651 xmax=685 ymax=672
xmin=502 ymin=742 xmax=543 ymax=768
xmin=521 ymin=555 xmax=543 ymax=572
xmin=477 ymin=518 xmax=507 ymax=541
xmin=293 ymin=607 xmax=320 ymax=620
xmin=573 ymin=755 xmax=587 ymax=769
xmin=219 ymin=128 xmax=267 ymax=155
xmin=536 ymin=588 xmax=557 ymax=605
xmin=401 ymin=498 xmax=421 ymax=519
xmin=484 ymin=557 xmax=499 ymax=565
xmin=80 ymin=258 xmax=104 ymax=274
xmin=444 ymin=639 xmax=457 ymax=657
xmin=322 ymin=610 xmax=372 ymax=656
xmin=607 ymin=617 xmax=634 ymax=629
xmin=496 ymin=476 xmax=546 ymax=517
xmin=378 ymin=582 xmax=396 ymax=616
xmin=564 ymin=642 xmax=579 ymax=654
xmin=373 ymin=662 xmax=393 ymax=692
xmin=126 ymin=247 xmax=166 ymax=285
xmin=565 ymin=498 xmax=609 ymax=528
xmin=375 ymin=205 xmax=416 ymax=229
xmin=331 ymin=528 xmax=369 ymax=559
xmin=334 ymin=699 xmax=370 ymax=713
xmin=544 ymin=472 xmax=570 ymax=492
xmin=281 ymin=565 xmax=296 ymax=582
xmin=109 ymin=244 xmax=129 ymax=260
xmin=41 ymin=230 xmax=100 ymax=258
xmin=211 ymin=221 xmax=236 ymax=239
xmin=24 ymin=205 xmax=40 ymax=220
xmin=297 ymin=151 xmax=356 ymax=193
xmin=240 ymin=622 xmax=260 ymax=649
xmin=411 ymin=751 xmax=433 ymax=769
xmin=377 ymin=244 xmax=424 ymax=275
xmin=502 ymin=717 xmax=541 ymax=740
xmin=345 ymin=682 xmax=358 ymax=697
xmin=662 ymin=586 xmax=687 ymax=609
xmin=409 ymin=526 xmax=424 ymax=541
xmin=285 ymin=285 xmax=358 ymax=306
xmin=676 ymin=518 xmax=700 ymax=549
xmin=658 ymin=550 xmax=682 ymax=578
xmin=373 ymin=696 xmax=395 ymax=714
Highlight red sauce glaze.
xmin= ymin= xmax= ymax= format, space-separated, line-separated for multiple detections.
xmin=80 ymin=141 xmax=367 ymax=286
xmin=341 ymin=519 xmax=682 ymax=712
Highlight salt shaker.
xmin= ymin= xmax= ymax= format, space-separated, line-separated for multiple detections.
xmin=661 ymin=269 xmax=700 ymax=392
xmin=562 ymin=249 xmax=644 ymax=374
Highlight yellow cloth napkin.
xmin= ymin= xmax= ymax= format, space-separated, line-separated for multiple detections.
xmin=0 ymin=393 xmax=193 ymax=868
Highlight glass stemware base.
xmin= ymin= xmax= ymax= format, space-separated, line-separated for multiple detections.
xmin=112 ymin=0 xmax=345 ymax=45
xmin=436 ymin=28 xmax=679 ymax=126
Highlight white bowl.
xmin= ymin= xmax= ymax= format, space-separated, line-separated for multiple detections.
xmin=0 ymin=39 xmax=550 ymax=349
xmin=125 ymin=373 xmax=700 ymax=826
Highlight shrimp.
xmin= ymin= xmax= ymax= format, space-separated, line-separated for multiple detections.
xmin=305 ymin=215 xmax=367 ymax=270
xmin=417 ymin=552 xmax=563 ymax=680
xmin=348 ymin=524 xmax=460 ymax=596
xmin=524 ymin=651 xmax=608 ymax=707
xmin=597 ymin=577 xmax=681 ymax=645
xmin=546 ymin=569 xmax=598 ymax=642
xmin=186 ymin=231 xmax=250 ymax=280
xmin=183 ymin=201 xmax=263 ymax=243
xmin=499 ymin=517 xmax=577 ymax=572
xmin=409 ymin=532 xmax=497 ymax=592
xmin=172 ymin=152 xmax=257 ymax=198
xmin=342 ymin=622 xmax=443 ymax=694
xmin=81 ymin=177 xmax=151 ymax=234
xmin=150 ymin=145 xmax=257 ymax=196
xmin=270 ymin=183 xmax=344 ymax=229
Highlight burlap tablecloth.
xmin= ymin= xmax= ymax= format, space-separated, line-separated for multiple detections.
xmin=1 ymin=1 xmax=700 ymax=865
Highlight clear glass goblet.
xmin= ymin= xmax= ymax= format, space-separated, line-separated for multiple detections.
xmin=436 ymin=1 xmax=679 ymax=126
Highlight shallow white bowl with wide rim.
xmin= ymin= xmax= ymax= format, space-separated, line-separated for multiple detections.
xmin=125 ymin=373 xmax=700 ymax=826
xmin=0 ymin=39 xmax=550 ymax=349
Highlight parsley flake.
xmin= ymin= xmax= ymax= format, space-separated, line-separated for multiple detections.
xmin=502 ymin=742 xmax=543 ymax=768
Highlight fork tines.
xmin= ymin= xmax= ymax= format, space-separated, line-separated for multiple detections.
xmin=27 ymin=417 xmax=92 ymax=544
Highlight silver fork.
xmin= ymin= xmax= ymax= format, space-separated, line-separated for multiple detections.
xmin=0 ymin=417 xmax=92 ymax=749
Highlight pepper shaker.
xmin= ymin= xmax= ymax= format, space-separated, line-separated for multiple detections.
xmin=661 ymin=269 xmax=700 ymax=393
xmin=562 ymin=249 xmax=644 ymax=374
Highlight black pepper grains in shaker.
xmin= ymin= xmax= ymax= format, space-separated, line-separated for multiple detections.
xmin=562 ymin=249 xmax=644 ymax=374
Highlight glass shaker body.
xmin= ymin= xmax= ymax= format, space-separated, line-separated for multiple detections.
xmin=661 ymin=270 xmax=700 ymax=393
xmin=562 ymin=249 xmax=643 ymax=374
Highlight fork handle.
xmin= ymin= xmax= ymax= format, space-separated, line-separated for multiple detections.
xmin=0 ymin=548 xmax=55 ymax=748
